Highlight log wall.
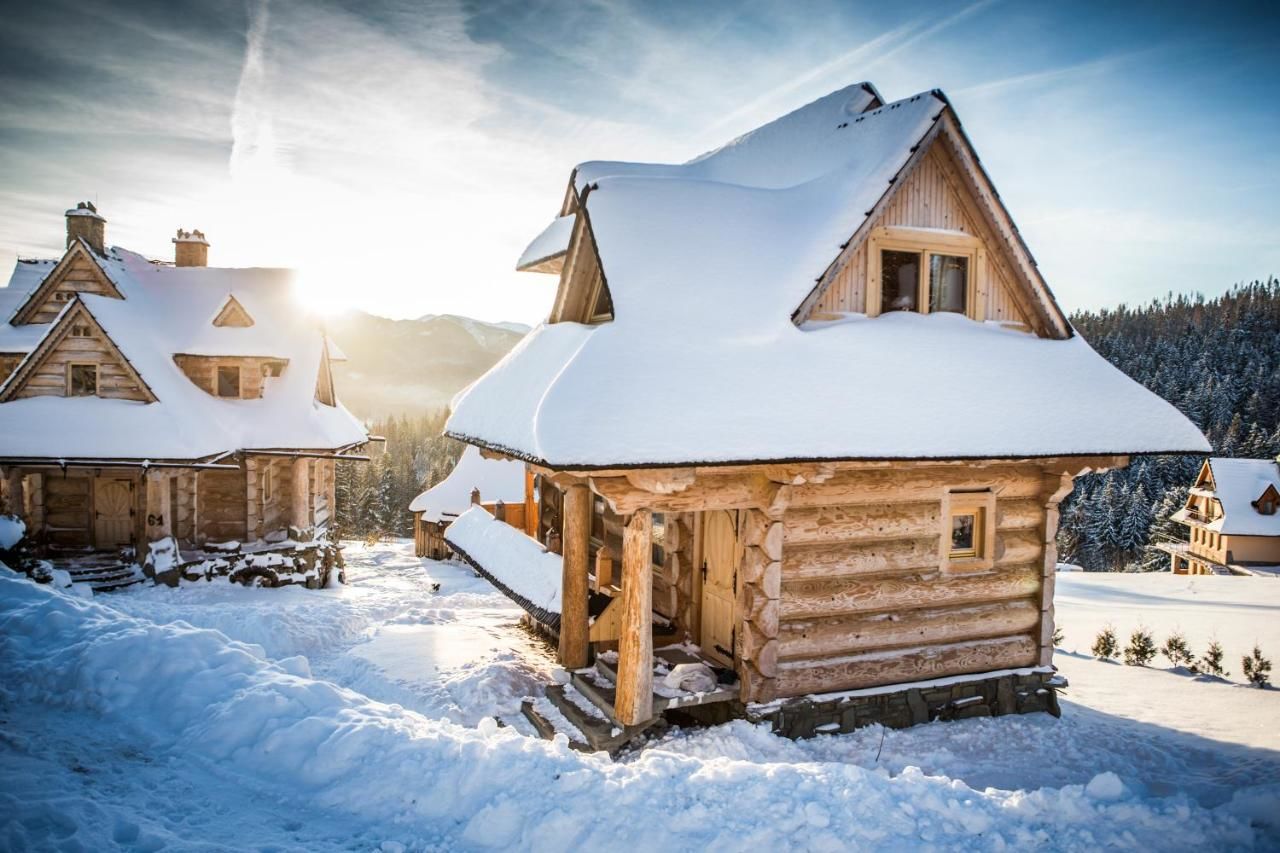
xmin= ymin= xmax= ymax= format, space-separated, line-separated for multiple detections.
xmin=43 ymin=472 xmax=92 ymax=548
xmin=197 ymin=469 xmax=247 ymax=544
xmin=173 ymin=355 xmax=287 ymax=399
xmin=766 ymin=463 xmax=1065 ymax=700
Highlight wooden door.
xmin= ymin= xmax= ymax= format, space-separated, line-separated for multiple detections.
xmin=93 ymin=478 xmax=134 ymax=547
xmin=700 ymin=510 xmax=741 ymax=664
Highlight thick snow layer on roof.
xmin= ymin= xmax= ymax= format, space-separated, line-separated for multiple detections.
xmin=1205 ymin=458 xmax=1280 ymax=536
xmin=451 ymin=85 xmax=1206 ymax=465
xmin=516 ymin=215 xmax=574 ymax=271
xmin=409 ymin=446 xmax=526 ymax=520
xmin=0 ymin=248 xmax=366 ymax=460
xmin=450 ymin=312 xmax=1210 ymax=467
xmin=444 ymin=505 xmax=561 ymax=614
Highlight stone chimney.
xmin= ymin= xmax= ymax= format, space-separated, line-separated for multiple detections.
xmin=173 ymin=228 xmax=209 ymax=267
xmin=65 ymin=202 xmax=106 ymax=255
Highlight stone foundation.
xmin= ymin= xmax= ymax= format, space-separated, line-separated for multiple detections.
xmin=145 ymin=540 xmax=344 ymax=589
xmin=744 ymin=668 xmax=1064 ymax=739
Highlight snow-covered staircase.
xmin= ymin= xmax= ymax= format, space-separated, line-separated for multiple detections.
xmin=521 ymin=666 xmax=662 ymax=754
xmin=65 ymin=562 xmax=145 ymax=592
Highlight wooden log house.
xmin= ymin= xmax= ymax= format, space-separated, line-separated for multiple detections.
xmin=445 ymin=83 xmax=1209 ymax=741
xmin=1157 ymin=457 xmax=1280 ymax=576
xmin=410 ymin=444 xmax=535 ymax=558
xmin=0 ymin=204 xmax=370 ymax=582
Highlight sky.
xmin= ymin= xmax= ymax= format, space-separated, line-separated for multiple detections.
xmin=0 ymin=0 xmax=1276 ymax=325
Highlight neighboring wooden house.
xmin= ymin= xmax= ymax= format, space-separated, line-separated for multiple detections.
xmin=0 ymin=204 xmax=369 ymax=586
xmin=1161 ymin=457 xmax=1280 ymax=576
xmin=443 ymin=82 xmax=1208 ymax=745
xmin=410 ymin=445 xmax=534 ymax=558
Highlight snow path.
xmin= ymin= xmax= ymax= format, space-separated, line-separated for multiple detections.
xmin=1 ymin=543 xmax=1277 ymax=851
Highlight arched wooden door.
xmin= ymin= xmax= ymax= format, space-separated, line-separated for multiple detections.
xmin=93 ymin=478 xmax=134 ymax=547
xmin=701 ymin=510 xmax=741 ymax=664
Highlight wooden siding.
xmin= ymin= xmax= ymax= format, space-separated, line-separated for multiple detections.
xmin=0 ymin=353 xmax=24 ymax=384
xmin=44 ymin=473 xmax=92 ymax=548
xmin=771 ymin=463 xmax=1057 ymax=698
xmin=23 ymin=254 xmax=121 ymax=325
xmin=808 ymin=144 xmax=1031 ymax=329
xmin=197 ymin=469 xmax=247 ymax=544
xmin=14 ymin=325 xmax=149 ymax=401
xmin=174 ymin=354 xmax=286 ymax=399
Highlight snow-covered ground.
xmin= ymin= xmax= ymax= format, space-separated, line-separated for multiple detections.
xmin=2 ymin=541 xmax=1277 ymax=851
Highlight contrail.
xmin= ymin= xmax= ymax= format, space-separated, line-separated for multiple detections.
xmin=230 ymin=0 xmax=275 ymax=181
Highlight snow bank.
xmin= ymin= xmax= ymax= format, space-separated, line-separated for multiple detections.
xmin=445 ymin=506 xmax=560 ymax=619
xmin=0 ymin=514 xmax=24 ymax=550
xmin=0 ymin=569 xmax=1266 ymax=850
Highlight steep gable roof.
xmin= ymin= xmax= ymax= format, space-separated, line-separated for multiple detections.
xmin=0 ymin=297 xmax=156 ymax=403
xmin=409 ymin=445 xmax=526 ymax=522
xmin=0 ymin=248 xmax=367 ymax=461
xmin=1202 ymin=458 xmax=1280 ymax=536
xmin=10 ymin=239 xmax=124 ymax=325
xmin=212 ymin=294 xmax=255 ymax=327
xmin=446 ymin=83 xmax=1208 ymax=468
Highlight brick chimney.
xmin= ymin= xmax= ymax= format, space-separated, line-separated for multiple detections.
xmin=173 ymin=228 xmax=209 ymax=267
xmin=65 ymin=202 xmax=106 ymax=255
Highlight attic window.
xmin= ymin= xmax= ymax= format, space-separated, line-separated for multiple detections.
xmin=70 ymin=324 xmax=92 ymax=338
xmin=879 ymin=249 xmax=969 ymax=315
xmin=54 ymin=292 xmax=74 ymax=303
xmin=217 ymin=365 xmax=241 ymax=398
xmin=67 ymin=363 xmax=97 ymax=397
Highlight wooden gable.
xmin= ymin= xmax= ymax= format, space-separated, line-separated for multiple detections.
xmin=795 ymin=112 xmax=1071 ymax=339
xmin=315 ymin=345 xmax=336 ymax=406
xmin=11 ymin=240 xmax=124 ymax=326
xmin=548 ymin=197 xmax=614 ymax=325
xmin=212 ymin=295 xmax=255 ymax=327
xmin=0 ymin=299 xmax=156 ymax=403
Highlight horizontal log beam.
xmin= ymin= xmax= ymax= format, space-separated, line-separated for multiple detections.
xmin=785 ymin=465 xmax=1045 ymax=508
xmin=775 ymin=634 xmax=1039 ymax=696
xmin=783 ymin=502 xmax=939 ymax=546
xmin=781 ymin=565 xmax=1041 ymax=620
xmin=779 ymin=598 xmax=1040 ymax=660
xmin=783 ymin=537 xmax=939 ymax=580
xmin=591 ymin=472 xmax=776 ymax=514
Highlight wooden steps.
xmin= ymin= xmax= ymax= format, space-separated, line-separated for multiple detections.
xmin=522 ymin=678 xmax=662 ymax=755
xmin=64 ymin=563 xmax=145 ymax=592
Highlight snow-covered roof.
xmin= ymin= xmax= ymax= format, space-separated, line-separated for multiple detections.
xmin=1204 ymin=458 xmax=1280 ymax=537
xmin=409 ymin=445 xmax=526 ymax=521
xmin=516 ymin=215 xmax=574 ymax=272
xmin=445 ymin=505 xmax=562 ymax=624
xmin=448 ymin=84 xmax=1209 ymax=468
xmin=0 ymin=247 xmax=367 ymax=460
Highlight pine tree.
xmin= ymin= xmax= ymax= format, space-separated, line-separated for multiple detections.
xmin=1052 ymin=625 xmax=1064 ymax=647
xmin=1195 ymin=640 xmax=1228 ymax=677
xmin=1160 ymin=631 xmax=1193 ymax=668
xmin=1124 ymin=627 xmax=1157 ymax=666
xmin=1242 ymin=646 xmax=1272 ymax=688
xmin=1092 ymin=626 xmax=1118 ymax=660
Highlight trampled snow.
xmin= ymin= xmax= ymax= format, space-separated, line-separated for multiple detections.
xmin=2 ymin=543 xmax=1276 ymax=850
xmin=450 ymin=87 xmax=1208 ymax=466
xmin=409 ymin=445 xmax=526 ymax=522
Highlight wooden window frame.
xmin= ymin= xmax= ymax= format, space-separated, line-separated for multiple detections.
xmin=216 ymin=364 xmax=242 ymax=399
xmin=866 ymin=226 xmax=986 ymax=321
xmin=941 ymin=489 xmax=996 ymax=574
xmin=66 ymin=361 xmax=98 ymax=397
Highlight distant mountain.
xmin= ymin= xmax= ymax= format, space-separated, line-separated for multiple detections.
xmin=325 ymin=311 xmax=528 ymax=420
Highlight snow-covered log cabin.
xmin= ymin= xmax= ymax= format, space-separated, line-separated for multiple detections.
xmin=410 ymin=445 xmax=534 ymax=559
xmin=1159 ymin=457 xmax=1280 ymax=576
xmin=0 ymin=204 xmax=369 ymax=587
xmin=445 ymin=83 xmax=1209 ymax=741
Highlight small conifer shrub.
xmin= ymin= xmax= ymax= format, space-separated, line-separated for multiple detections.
xmin=1194 ymin=640 xmax=1228 ymax=677
xmin=1124 ymin=627 xmax=1157 ymax=666
xmin=1160 ymin=631 xmax=1193 ymax=668
xmin=1242 ymin=646 xmax=1272 ymax=688
xmin=1092 ymin=626 xmax=1118 ymax=660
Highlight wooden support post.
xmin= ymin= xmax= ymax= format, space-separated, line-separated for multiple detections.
xmin=616 ymin=508 xmax=654 ymax=726
xmin=2 ymin=468 xmax=24 ymax=520
xmin=144 ymin=471 xmax=171 ymax=542
xmin=559 ymin=484 xmax=591 ymax=669
xmin=291 ymin=458 xmax=312 ymax=533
